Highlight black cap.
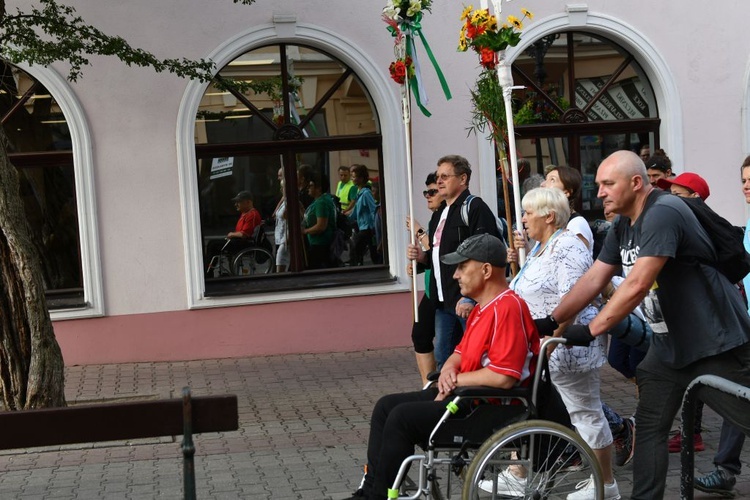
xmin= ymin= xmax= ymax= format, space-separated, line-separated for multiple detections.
xmin=231 ymin=191 xmax=253 ymax=202
xmin=441 ymin=234 xmax=507 ymax=267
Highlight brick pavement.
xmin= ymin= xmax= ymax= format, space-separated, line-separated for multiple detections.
xmin=0 ymin=347 xmax=746 ymax=499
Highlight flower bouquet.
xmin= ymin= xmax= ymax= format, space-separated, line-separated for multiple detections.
xmin=460 ymin=4 xmax=532 ymax=142
xmin=389 ymin=56 xmax=415 ymax=85
xmin=458 ymin=5 xmax=532 ymax=70
xmin=382 ymin=0 xmax=450 ymax=116
xmin=383 ymin=0 xmax=433 ymax=22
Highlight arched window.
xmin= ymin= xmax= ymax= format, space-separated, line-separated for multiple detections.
xmin=194 ymin=43 xmax=388 ymax=296
xmin=1 ymin=63 xmax=85 ymax=311
xmin=510 ymin=31 xmax=660 ymax=217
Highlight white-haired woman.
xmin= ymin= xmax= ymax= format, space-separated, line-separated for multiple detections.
xmin=497 ymin=187 xmax=619 ymax=499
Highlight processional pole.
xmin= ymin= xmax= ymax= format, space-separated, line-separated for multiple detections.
xmin=383 ymin=0 xmax=452 ymax=320
xmin=481 ymin=0 xmax=526 ymax=265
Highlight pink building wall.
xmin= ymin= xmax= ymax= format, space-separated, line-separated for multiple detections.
xmin=54 ymin=293 xmax=414 ymax=366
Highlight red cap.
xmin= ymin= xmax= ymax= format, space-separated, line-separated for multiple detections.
xmin=657 ymin=172 xmax=710 ymax=200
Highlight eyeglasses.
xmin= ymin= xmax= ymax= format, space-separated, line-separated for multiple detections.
xmin=423 ymin=189 xmax=439 ymax=198
xmin=436 ymin=173 xmax=461 ymax=181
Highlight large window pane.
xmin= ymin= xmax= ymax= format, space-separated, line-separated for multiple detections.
xmin=512 ymin=32 xmax=656 ymax=125
xmin=510 ymin=31 xmax=660 ymax=220
xmin=196 ymin=46 xmax=378 ymax=144
xmin=19 ymin=164 xmax=81 ymax=290
xmin=1 ymin=63 xmax=82 ymax=307
xmin=195 ymin=44 xmax=386 ymax=295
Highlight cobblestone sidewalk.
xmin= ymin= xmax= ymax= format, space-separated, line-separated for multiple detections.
xmin=0 ymin=347 xmax=746 ymax=499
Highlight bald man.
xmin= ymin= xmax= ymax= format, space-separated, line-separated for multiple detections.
xmin=535 ymin=150 xmax=750 ymax=498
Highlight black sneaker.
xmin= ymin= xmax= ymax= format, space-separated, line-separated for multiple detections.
xmin=341 ymin=488 xmax=366 ymax=499
xmin=694 ymin=467 xmax=737 ymax=498
xmin=613 ymin=417 xmax=635 ymax=467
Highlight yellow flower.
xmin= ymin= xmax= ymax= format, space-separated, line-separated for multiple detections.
xmin=458 ymin=30 xmax=468 ymax=51
xmin=460 ymin=5 xmax=473 ymax=21
xmin=521 ymin=8 xmax=534 ymax=20
xmin=487 ymin=14 xmax=498 ymax=31
xmin=471 ymin=8 xmax=488 ymax=25
xmin=507 ymin=15 xmax=523 ymax=30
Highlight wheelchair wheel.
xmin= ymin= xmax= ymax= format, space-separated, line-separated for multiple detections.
xmin=462 ymin=420 xmax=604 ymax=499
xmin=232 ymin=247 xmax=274 ymax=276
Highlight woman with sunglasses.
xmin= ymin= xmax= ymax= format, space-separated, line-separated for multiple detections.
xmin=406 ymin=173 xmax=460 ymax=384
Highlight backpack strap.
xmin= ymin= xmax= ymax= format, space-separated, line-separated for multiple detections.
xmin=460 ymin=195 xmax=476 ymax=227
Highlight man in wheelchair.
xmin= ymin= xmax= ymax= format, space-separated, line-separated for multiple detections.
xmin=204 ymin=190 xmax=262 ymax=274
xmin=345 ymin=234 xmax=540 ymax=500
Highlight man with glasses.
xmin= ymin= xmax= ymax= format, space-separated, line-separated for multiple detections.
xmin=407 ymin=155 xmax=501 ymax=368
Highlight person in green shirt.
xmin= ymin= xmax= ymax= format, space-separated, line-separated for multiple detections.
xmin=302 ymin=172 xmax=337 ymax=269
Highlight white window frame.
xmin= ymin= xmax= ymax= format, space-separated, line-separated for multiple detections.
xmin=176 ymin=19 xmax=411 ymax=309
xmin=16 ymin=63 xmax=104 ymax=320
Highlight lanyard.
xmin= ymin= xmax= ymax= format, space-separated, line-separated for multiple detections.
xmin=512 ymin=228 xmax=563 ymax=286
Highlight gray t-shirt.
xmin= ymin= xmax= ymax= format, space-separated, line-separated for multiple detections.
xmin=599 ymin=190 xmax=750 ymax=368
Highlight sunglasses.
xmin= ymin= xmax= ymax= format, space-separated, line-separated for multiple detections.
xmin=423 ymin=189 xmax=439 ymax=198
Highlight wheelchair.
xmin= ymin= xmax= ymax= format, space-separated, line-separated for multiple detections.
xmin=391 ymin=337 xmax=604 ymax=499
xmin=205 ymin=223 xmax=275 ymax=277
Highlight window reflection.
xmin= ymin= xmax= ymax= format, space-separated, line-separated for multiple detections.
xmin=512 ymin=32 xmax=655 ymax=124
xmin=199 ymin=150 xmax=384 ymax=279
xmin=19 ymin=165 xmax=81 ymax=290
xmin=508 ymin=32 xmax=660 ymax=221
xmin=195 ymin=44 xmax=386 ymax=294
xmin=0 ymin=63 xmax=82 ymax=303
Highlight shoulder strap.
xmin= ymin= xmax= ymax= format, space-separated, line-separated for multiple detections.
xmin=460 ymin=195 xmax=476 ymax=226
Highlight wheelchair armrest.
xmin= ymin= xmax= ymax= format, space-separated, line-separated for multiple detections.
xmin=426 ymin=370 xmax=440 ymax=382
xmin=453 ymin=386 xmax=531 ymax=399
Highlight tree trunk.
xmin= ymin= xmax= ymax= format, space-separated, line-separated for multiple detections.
xmin=0 ymin=127 xmax=65 ymax=410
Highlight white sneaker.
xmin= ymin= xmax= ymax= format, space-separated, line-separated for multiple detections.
xmin=566 ymin=475 xmax=621 ymax=500
xmin=478 ymin=468 xmax=527 ymax=496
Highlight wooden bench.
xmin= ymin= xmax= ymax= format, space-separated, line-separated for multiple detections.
xmin=0 ymin=387 xmax=238 ymax=500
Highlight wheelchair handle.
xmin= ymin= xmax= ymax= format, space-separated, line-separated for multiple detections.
xmin=532 ymin=337 xmax=567 ymax=407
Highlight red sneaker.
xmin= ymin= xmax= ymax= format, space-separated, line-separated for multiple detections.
xmin=668 ymin=432 xmax=704 ymax=453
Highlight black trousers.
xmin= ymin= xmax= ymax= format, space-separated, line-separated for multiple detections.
xmin=632 ymin=343 xmax=750 ymax=499
xmin=363 ymin=388 xmax=450 ymax=500
xmin=350 ymin=229 xmax=375 ymax=266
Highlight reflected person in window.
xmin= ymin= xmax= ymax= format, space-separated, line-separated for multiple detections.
xmin=272 ymin=167 xmax=289 ymax=273
xmin=348 ymin=164 xmax=378 ymax=266
xmin=302 ymin=172 xmax=337 ymax=269
xmin=204 ymin=191 xmax=261 ymax=270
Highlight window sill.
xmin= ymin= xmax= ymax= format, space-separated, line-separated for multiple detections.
xmin=204 ymin=266 xmax=395 ymax=297
xmin=46 ymin=289 xmax=86 ymax=310
xmin=194 ymin=266 xmax=408 ymax=309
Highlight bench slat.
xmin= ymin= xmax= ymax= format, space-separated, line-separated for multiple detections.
xmin=0 ymin=395 xmax=238 ymax=450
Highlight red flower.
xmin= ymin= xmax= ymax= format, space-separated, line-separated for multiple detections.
xmin=479 ymin=47 xmax=497 ymax=69
xmin=465 ymin=22 xmax=485 ymax=40
xmin=389 ymin=60 xmax=408 ymax=85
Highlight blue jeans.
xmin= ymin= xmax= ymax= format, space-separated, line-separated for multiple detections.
xmin=434 ymin=306 xmax=466 ymax=368
xmin=607 ymin=336 xmax=647 ymax=379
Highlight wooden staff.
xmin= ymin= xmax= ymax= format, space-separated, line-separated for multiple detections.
xmin=498 ymin=153 xmax=519 ymax=275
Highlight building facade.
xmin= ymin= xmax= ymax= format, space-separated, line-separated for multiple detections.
xmin=9 ymin=0 xmax=750 ymax=364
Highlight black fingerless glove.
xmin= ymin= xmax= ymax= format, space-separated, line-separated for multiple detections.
xmin=563 ymin=324 xmax=596 ymax=346
xmin=534 ymin=315 xmax=559 ymax=338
